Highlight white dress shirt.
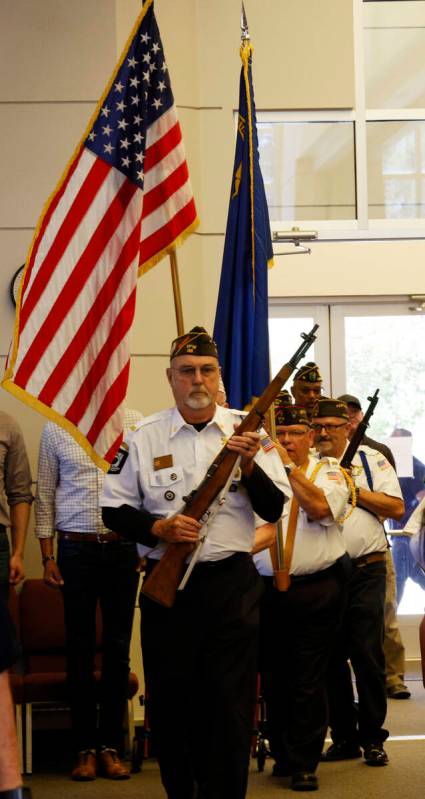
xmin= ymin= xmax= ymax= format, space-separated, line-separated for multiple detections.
xmin=254 ymin=454 xmax=348 ymax=577
xmin=341 ymin=445 xmax=403 ymax=559
xmin=101 ymin=404 xmax=290 ymax=561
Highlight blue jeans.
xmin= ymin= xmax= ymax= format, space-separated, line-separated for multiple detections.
xmin=57 ymin=538 xmax=139 ymax=753
xmin=390 ymin=536 xmax=425 ymax=604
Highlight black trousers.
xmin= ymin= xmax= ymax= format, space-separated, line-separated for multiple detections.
xmin=0 ymin=528 xmax=10 ymax=601
xmin=260 ymin=556 xmax=349 ymax=774
xmin=326 ymin=559 xmax=388 ymax=747
xmin=140 ymin=553 xmax=263 ymax=799
xmin=57 ymin=538 xmax=139 ymax=753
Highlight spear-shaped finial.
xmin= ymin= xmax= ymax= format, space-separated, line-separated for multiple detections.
xmin=241 ymin=2 xmax=250 ymax=42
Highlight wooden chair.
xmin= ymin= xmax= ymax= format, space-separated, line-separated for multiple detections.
xmin=7 ymin=586 xmax=24 ymax=772
xmin=20 ymin=579 xmax=138 ymax=773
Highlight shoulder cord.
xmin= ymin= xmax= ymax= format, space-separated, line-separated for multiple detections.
xmin=338 ymin=467 xmax=357 ymax=524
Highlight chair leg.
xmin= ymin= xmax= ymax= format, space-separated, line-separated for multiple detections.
xmin=125 ymin=698 xmax=135 ymax=757
xmin=25 ymin=703 xmax=32 ymax=775
xmin=15 ymin=704 xmax=24 ymax=773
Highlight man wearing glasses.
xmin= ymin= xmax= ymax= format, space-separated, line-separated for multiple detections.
xmin=254 ymin=402 xmax=349 ymax=791
xmin=101 ymin=326 xmax=289 ymax=799
xmin=313 ymin=399 xmax=404 ymax=768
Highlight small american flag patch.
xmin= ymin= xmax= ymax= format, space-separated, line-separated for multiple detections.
xmin=260 ymin=435 xmax=275 ymax=452
xmin=377 ymin=458 xmax=390 ymax=470
xmin=327 ymin=470 xmax=342 ymax=482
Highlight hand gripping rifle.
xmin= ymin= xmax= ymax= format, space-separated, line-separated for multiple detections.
xmin=141 ymin=324 xmax=319 ymax=607
xmin=340 ymin=389 xmax=380 ymax=470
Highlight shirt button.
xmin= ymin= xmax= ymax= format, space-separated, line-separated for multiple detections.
xmin=170 ymin=473 xmax=177 ymax=481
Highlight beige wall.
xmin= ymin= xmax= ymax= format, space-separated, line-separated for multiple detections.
xmin=1 ymin=0 xmax=424 ymax=586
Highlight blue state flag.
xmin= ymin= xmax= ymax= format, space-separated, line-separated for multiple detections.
xmin=213 ymin=40 xmax=274 ymax=410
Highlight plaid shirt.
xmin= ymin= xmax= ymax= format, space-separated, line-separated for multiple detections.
xmin=35 ymin=410 xmax=142 ymax=538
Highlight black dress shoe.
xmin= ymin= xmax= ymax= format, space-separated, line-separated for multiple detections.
xmin=363 ymin=743 xmax=389 ymax=766
xmin=272 ymin=762 xmax=291 ymax=777
xmin=387 ymin=684 xmax=411 ymax=699
xmin=290 ymin=772 xmax=318 ymax=792
xmin=321 ymin=740 xmax=361 ymax=761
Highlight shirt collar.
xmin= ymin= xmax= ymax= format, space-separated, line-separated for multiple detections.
xmin=169 ymin=404 xmax=227 ymax=438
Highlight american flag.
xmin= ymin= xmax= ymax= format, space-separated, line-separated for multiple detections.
xmin=2 ymin=0 xmax=198 ymax=469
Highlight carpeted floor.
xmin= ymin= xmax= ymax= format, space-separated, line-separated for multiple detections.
xmin=25 ymin=678 xmax=425 ymax=798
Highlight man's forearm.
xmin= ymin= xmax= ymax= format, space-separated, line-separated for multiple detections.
xmin=241 ymin=463 xmax=286 ymax=521
xmin=287 ymin=469 xmax=331 ymax=520
xmin=357 ymin=489 xmax=404 ymax=521
xmin=9 ymin=503 xmax=30 ymax=557
xmin=102 ymin=505 xmax=160 ymax=548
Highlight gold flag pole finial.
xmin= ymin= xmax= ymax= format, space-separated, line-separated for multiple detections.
xmin=241 ymin=2 xmax=250 ymax=42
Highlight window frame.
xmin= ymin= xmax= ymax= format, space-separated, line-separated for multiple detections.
xmin=258 ymin=0 xmax=425 ymax=241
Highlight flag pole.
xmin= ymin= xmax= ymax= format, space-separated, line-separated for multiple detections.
xmin=241 ymin=2 xmax=250 ymax=43
xmin=240 ymin=2 xmax=285 ymax=586
xmin=169 ymin=248 xmax=185 ymax=335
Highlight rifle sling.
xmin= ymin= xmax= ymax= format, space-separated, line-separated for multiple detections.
xmin=273 ymin=459 xmax=322 ymax=591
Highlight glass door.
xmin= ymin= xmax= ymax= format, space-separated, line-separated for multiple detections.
xmin=331 ymin=303 xmax=425 ymax=616
xmin=268 ymin=303 xmax=330 ymax=389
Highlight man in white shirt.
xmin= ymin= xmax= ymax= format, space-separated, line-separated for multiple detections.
xmin=254 ymin=403 xmax=349 ymax=791
xmin=314 ymin=399 xmax=404 ymax=768
xmin=101 ymin=326 xmax=289 ymax=799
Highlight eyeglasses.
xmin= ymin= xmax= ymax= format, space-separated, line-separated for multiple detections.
xmin=311 ymin=422 xmax=348 ymax=433
xmin=171 ymin=365 xmax=219 ymax=379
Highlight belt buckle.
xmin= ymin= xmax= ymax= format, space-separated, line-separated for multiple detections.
xmin=97 ymin=533 xmax=106 ymax=544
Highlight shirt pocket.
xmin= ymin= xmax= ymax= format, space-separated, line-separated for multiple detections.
xmin=225 ymin=478 xmax=248 ymax=509
xmin=147 ymin=465 xmax=185 ymax=513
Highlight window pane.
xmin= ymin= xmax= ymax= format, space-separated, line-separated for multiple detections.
xmin=367 ymin=120 xmax=425 ymax=217
xmin=364 ymin=1 xmax=425 ymax=109
xmin=269 ymin=317 xmax=317 ymax=377
xmin=258 ymin=121 xmax=356 ymax=221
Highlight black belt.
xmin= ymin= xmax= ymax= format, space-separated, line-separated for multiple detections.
xmin=192 ymin=552 xmax=249 ymax=570
xmin=145 ymin=551 xmax=249 ymax=577
xmin=58 ymin=530 xmax=121 ymax=543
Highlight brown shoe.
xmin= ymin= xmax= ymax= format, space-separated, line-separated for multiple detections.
xmin=99 ymin=748 xmax=130 ymax=779
xmin=71 ymin=750 xmax=97 ymax=781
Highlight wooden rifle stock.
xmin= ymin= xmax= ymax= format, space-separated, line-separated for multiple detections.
xmin=340 ymin=389 xmax=380 ymax=470
xmin=142 ymin=324 xmax=319 ymax=607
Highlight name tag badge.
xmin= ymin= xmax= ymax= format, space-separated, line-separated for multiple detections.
xmin=153 ymin=454 xmax=174 ymax=471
